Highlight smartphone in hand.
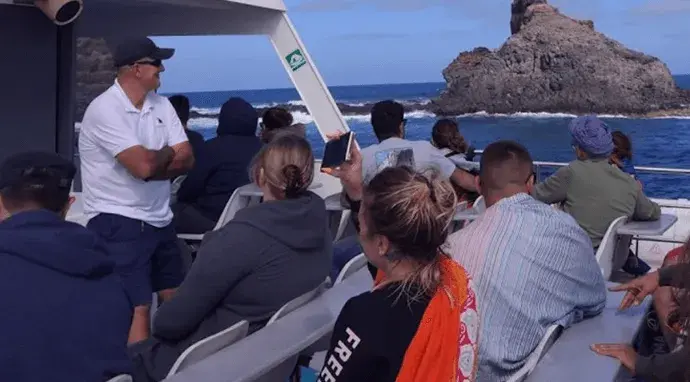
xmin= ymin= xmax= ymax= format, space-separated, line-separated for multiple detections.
xmin=320 ymin=131 xmax=354 ymax=173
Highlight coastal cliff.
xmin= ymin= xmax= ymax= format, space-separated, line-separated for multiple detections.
xmin=433 ymin=0 xmax=690 ymax=116
xmin=76 ymin=38 xmax=116 ymax=121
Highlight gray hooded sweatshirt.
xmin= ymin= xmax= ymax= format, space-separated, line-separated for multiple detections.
xmin=131 ymin=191 xmax=332 ymax=381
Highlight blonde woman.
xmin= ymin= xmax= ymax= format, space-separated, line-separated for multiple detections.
xmin=130 ymin=134 xmax=332 ymax=381
xmin=322 ymin=138 xmax=479 ymax=382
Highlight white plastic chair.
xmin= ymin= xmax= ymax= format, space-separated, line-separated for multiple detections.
xmin=170 ymin=175 xmax=187 ymax=205
xmin=595 ymin=216 xmax=629 ymax=280
xmin=167 ymin=320 xmax=249 ymax=377
xmin=333 ymin=210 xmax=352 ymax=242
xmin=334 ymin=253 xmax=367 ymax=284
xmin=473 ymin=195 xmax=486 ymax=213
xmin=177 ymin=186 xmax=250 ymax=241
xmin=106 ymin=375 xmax=132 ymax=382
xmin=507 ymin=324 xmax=562 ymax=382
xmin=267 ymin=278 xmax=330 ymax=325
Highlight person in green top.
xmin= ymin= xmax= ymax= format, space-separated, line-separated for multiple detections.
xmin=531 ymin=116 xmax=660 ymax=274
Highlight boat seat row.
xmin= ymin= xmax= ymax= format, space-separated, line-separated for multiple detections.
xmin=162 ymin=261 xmax=372 ymax=382
xmin=149 ymin=252 xmax=369 ymax=381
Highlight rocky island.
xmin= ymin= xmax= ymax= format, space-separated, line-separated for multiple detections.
xmin=432 ymin=0 xmax=690 ymax=116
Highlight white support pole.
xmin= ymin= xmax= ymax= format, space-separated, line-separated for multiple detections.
xmin=269 ymin=12 xmax=350 ymax=142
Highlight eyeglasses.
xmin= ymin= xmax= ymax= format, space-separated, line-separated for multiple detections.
xmin=133 ymin=59 xmax=162 ymax=67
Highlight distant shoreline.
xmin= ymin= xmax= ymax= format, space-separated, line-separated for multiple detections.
xmin=161 ymin=74 xmax=690 ymax=95
xmin=188 ymin=102 xmax=690 ymax=121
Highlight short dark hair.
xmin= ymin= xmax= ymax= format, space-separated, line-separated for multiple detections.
xmin=479 ymin=140 xmax=533 ymax=192
xmin=168 ymin=95 xmax=190 ymax=125
xmin=262 ymin=107 xmax=294 ymax=131
xmin=612 ymin=131 xmax=633 ymax=160
xmin=371 ymin=100 xmax=404 ymax=142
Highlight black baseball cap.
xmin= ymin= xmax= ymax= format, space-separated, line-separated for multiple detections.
xmin=113 ymin=37 xmax=175 ymax=68
xmin=0 ymin=152 xmax=76 ymax=191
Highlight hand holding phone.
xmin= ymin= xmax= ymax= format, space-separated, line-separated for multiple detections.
xmin=322 ymin=131 xmax=363 ymax=200
xmin=320 ymin=131 xmax=354 ymax=173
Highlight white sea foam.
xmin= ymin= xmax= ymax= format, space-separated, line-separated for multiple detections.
xmin=187 ymin=108 xmax=690 ymax=130
xmin=188 ymin=109 xmax=436 ymax=130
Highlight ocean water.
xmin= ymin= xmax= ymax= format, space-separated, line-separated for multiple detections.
xmin=172 ymin=75 xmax=690 ymax=199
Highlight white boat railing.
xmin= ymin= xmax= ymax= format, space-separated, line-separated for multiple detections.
xmin=472 ymin=149 xmax=690 ymax=180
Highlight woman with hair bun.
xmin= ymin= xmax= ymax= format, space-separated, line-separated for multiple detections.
xmin=260 ymin=107 xmax=305 ymax=143
xmin=322 ymin=136 xmax=479 ymax=382
xmin=130 ymin=134 xmax=332 ymax=382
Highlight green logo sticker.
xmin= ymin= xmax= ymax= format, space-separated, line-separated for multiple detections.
xmin=286 ymin=49 xmax=306 ymax=72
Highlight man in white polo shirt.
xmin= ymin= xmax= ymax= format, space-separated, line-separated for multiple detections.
xmin=79 ymin=37 xmax=194 ymax=343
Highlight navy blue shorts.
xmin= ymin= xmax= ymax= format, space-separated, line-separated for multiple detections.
xmin=88 ymin=213 xmax=184 ymax=307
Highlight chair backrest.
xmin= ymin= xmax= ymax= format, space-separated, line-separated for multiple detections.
xmin=474 ymin=195 xmax=486 ymax=213
xmin=507 ymin=324 xmax=562 ymax=382
xmin=212 ymin=187 xmax=251 ymax=231
xmin=106 ymin=375 xmax=133 ymax=382
xmin=334 ymin=253 xmax=367 ymax=284
xmin=334 ymin=210 xmax=352 ymax=242
xmin=172 ymin=175 xmax=187 ymax=192
xmin=267 ymin=279 xmax=329 ymax=325
xmin=595 ymin=216 xmax=628 ymax=280
xmin=167 ymin=320 xmax=249 ymax=377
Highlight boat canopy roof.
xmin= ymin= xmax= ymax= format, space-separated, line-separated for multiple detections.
xmin=77 ymin=0 xmax=287 ymax=37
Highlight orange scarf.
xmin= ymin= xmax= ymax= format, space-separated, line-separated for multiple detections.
xmin=374 ymin=256 xmax=476 ymax=382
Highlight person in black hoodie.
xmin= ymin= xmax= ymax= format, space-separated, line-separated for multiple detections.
xmin=168 ymin=94 xmax=205 ymax=157
xmin=0 ymin=152 xmax=132 ymax=381
xmin=130 ymin=134 xmax=332 ymax=381
xmin=173 ymin=97 xmax=262 ymax=233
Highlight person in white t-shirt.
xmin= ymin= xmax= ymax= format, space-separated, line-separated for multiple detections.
xmin=78 ymin=37 xmax=194 ymax=344
xmin=359 ymin=100 xmax=476 ymax=189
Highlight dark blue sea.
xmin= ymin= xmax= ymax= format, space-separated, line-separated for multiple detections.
xmin=167 ymin=75 xmax=690 ymax=199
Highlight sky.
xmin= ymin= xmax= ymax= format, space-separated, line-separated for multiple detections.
xmin=153 ymin=0 xmax=690 ymax=93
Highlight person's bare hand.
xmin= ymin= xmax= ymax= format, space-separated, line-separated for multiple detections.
xmin=590 ymin=344 xmax=638 ymax=374
xmin=325 ymin=131 xmax=363 ymax=200
xmin=608 ymin=271 xmax=660 ymax=311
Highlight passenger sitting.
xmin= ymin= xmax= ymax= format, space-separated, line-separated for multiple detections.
xmin=130 ymin=134 xmax=332 ymax=382
xmin=173 ymin=97 xmax=262 ymax=234
xmin=260 ymin=107 xmax=305 ymax=143
xmin=431 ymin=118 xmax=480 ymax=203
xmin=532 ymin=115 xmax=660 ymax=275
xmin=168 ymin=95 xmax=205 ymax=157
xmin=653 ymin=243 xmax=688 ymax=349
xmin=610 ymin=130 xmax=638 ymax=180
xmin=359 ymin=100 xmax=476 ymax=191
xmin=448 ymin=140 xmax=606 ymax=381
xmin=329 ymin=101 xmax=478 ymax=278
xmin=0 ymin=152 xmax=132 ymax=381
xmin=323 ymin=138 xmax=478 ymax=381
xmin=592 ymin=262 xmax=690 ymax=381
